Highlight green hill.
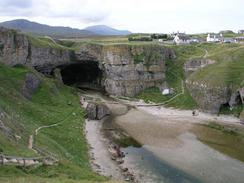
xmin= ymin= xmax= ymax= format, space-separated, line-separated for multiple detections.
xmin=0 ymin=63 xmax=112 ymax=182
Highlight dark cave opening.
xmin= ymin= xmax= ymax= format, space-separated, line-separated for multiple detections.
xmin=58 ymin=61 xmax=103 ymax=90
xmin=219 ymin=92 xmax=243 ymax=116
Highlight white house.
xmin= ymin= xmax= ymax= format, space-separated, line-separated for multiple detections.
xmin=206 ymin=33 xmax=223 ymax=42
xmin=173 ymin=33 xmax=191 ymax=44
xmin=238 ymin=30 xmax=244 ymax=34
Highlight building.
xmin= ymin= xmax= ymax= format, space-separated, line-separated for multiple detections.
xmin=173 ymin=33 xmax=191 ymax=44
xmin=235 ymin=37 xmax=244 ymax=42
xmin=206 ymin=33 xmax=223 ymax=42
xmin=223 ymin=38 xmax=235 ymax=43
xmin=238 ymin=30 xmax=244 ymax=34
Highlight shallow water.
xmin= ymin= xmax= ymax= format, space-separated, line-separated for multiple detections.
xmin=122 ymin=132 xmax=244 ymax=183
xmin=113 ymin=109 xmax=244 ymax=183
xmin=85 ymin=91 xmax=244 ymax=183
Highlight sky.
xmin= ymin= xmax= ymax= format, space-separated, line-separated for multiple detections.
xmin=0 ymin=0 xmax=243 ymax=33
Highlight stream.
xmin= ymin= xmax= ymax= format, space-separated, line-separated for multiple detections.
xmin=84 ymin=91 xmax=244 ymax=183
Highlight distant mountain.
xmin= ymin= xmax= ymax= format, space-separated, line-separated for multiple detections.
xmin=84 ymin=25 xmax=131 ymax=36
xmin=0 ymin=19 xmax=94 ymax=38
xmin=0 ymin=19 xmax=131 ymax=38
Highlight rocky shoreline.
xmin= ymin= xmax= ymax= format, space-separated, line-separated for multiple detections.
xmin=85 ymin=118 xmax=139 ymax=182
xmin=81 ymin=94 xmax=139 ymax=182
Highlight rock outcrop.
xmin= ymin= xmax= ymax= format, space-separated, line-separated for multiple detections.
xmin=22 ymin=73 xmax=42 ymax=99
xmin=86 ymin=102 xmax=110 ymax=120
xmin=184 ymin=58 xmax=215 ymax=76
xmin=0 ymin=27 xmax=71 ymax=72
xmin=80 ymin=44 xmax=175 ymax=96
xmin=186 ymin=79 xmax=244 ymax=113
xmin=186 ymin=80 xmax=232 ymax=113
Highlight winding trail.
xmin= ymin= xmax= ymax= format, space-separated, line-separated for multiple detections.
xmin=112 ymin=79 xmax=185 ymax=107
xmin=203 ymin=49 xmax=209 ymax=58
xmin=28 ymin=108 xmax=78 ymax=159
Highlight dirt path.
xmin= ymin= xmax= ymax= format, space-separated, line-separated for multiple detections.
xmin=203 ymin=49 xmax=209 ymax=58
xmin=111 ymin=80 xmax=185 ymax=107
xmin=28 ymin=108 xmax=77 ymax=155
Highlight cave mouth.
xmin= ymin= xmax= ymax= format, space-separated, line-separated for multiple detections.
xmin=58 ymin=61 xmax=103 ymax=90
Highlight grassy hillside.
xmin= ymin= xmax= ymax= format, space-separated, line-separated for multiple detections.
xmin=138 ymin=43 xmax=244 ymax=112
xmin=137 ymin=44 xmax=204 ymax=109
xmin=189 ymin=44 xmax=244 ymax=88
xmin=0 ymin=63 xmax=111 ymax=182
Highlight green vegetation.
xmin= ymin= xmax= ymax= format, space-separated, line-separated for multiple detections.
xmin=137 ymin=42 xmax=244 ymax=110
xmin=219 ymin=104 xmax=244 ymax=117
xmin=27 ymin=35 xmax=71 ymax=50
xmin=150 ymin=34 xmax=168 ymax=40
xmin=0 ymin=64 xmax=109 ymax=182
xmin=201 ymin=122 xmax=244 ymax=136
xmin=133 ymin=54 xmax=144 ymax=64
xmin=128 ymin=35 xmax=152 ymax=42
xmin=189 ymin=43 xmax=244 ymax=88
xmin=137 ymin=44 xmax=204 ymax=109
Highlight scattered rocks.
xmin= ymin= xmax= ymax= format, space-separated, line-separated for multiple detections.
xmin=107 ymin=143 xmax=137 ymax=182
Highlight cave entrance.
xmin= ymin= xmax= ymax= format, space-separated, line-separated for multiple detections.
xmin=59 ymin=61 xmax=103 ymax=90
xmin=219 ymin=92 xmax=243 ymax=116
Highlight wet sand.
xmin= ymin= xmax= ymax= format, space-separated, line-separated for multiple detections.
xmin=85 ymin=118 xmax=124 ymax=180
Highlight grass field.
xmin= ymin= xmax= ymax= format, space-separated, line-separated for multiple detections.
xmin=0 ymin=64 xmax=110 ymax=182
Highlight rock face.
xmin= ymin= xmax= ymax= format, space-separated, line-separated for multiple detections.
xmin=186 ymin=79 xmax=244 ymax=113
xmin=186 ymin=80 xmax=232 ymax=113
xmin=80 ymin=44 xmax=175 ymax=96
xmin=0 ymin=110 xmax=14 ymax=139
xmin=22 ymin=73 xmax=42 ymax=99
xmin=86 ymin=102 xmax=110 ymax=120
xmin=0 ymin=27 xmax=71 ymax=72
xmin=0 ymin=27 xmax=29 ymax=65
xmin=184 ymin=58 xmax=215 ymax=76
xmin=0 ymin=27 xmax=176 ymax=97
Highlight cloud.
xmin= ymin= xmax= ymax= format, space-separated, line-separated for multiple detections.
xmin=0 ymin=0 xmax=32 ymax=8
xmin=0 ymin=0 xmax=243 ymax=33
xmin=0 ymin=0 xmax=34 ymax=16
xmin=0 ymin=0 xmax=109 ymax=23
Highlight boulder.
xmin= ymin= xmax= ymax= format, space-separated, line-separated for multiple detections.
xmin=22 ymin=73 xmax=41 ymax=99
xmin=86 ymin=102 xmax=110 ymax=120
xmin=96 ymin=103 xmax=110 ymax=120
xmin=86 ymin=102 xmax=97 ymax=120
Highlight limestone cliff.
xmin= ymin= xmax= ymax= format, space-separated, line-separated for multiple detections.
xmin=0 ymin=27 xmax=175 ymax=97
xmin=80 ymin=44 xmax=175 ymax=96
xmin=0 ymin=27 xmax=71 ymax=73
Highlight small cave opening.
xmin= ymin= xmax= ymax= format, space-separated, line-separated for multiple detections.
xmin=58 ymin=61 xmax=103 ymax=90
xmin=219 ymin=92 xmax=243 ymax=116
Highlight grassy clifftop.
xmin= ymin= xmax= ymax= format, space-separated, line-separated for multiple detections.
xmin=0 ymin=64 xmax=110 ymax=182
xmin=188 ymin=44 xmax=244 ymax=88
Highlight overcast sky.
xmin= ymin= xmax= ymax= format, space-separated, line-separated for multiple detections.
xmin=0 ymin=0 xmax=243 ymax=33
